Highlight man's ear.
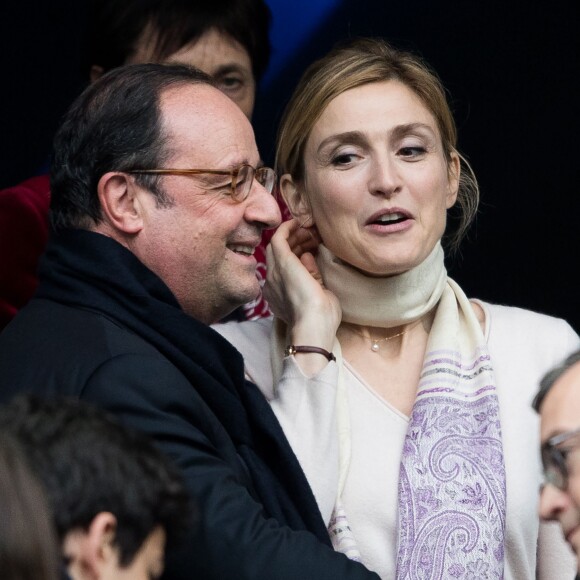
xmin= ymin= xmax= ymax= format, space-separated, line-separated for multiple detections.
xmin=63 ymin=512 xmax=119 ymax=580
xmin=97 ymin=172 xmax=144 ymax=235
xmin=279 ymin=174 xmax=313 ymax=226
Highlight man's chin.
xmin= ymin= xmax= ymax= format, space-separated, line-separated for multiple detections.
xmin=218 ymin=286 xmax=261 ymax=319
xmin=240 ymin=279 xmax=262 ymax=304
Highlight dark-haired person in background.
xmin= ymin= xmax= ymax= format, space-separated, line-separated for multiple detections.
xmin=87 ymin=0 xmax=270 ymax=120
xmin=0 ymin=0 xmax=284 ymax=331
xmin=0 ymin=394 xmax=190 ymax=580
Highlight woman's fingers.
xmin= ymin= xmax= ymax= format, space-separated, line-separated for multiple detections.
xmin=289 ymin=226 xmax=320 ymax=257
xmin=270 ymin=219 xmax=320 ymax=258
xmin=264 ymin=217 xmax=341 ymax=335
xmin=300 ymin=252 xmax=325 ymax=287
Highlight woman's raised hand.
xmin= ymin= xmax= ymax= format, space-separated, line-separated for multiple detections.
xmin=264 ymin=219 xmax=341 ymax=354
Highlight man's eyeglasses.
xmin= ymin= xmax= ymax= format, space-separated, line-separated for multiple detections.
xmin=541 ymin=427 xmax=580 ymax=490
xmin=129 ymin=164 xmax=276 ymax=203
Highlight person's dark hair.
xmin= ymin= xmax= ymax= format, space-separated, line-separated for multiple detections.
xmin=532 ymin=349 xmax=580 ymax=412
xmin=49 ymin=62 xmax=214 ymax=232
xmin=0 ymin=435 xmax=60 ymax=580
xmin=86 ymin=0 xmax=271 ymax=83
xmin=0 ymin=394 xmax=190 ymax=568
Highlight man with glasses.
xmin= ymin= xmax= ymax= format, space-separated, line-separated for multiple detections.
xmin=0 ymin=64 xmax=378 ymax=580
xmin=0 ymin=0 xmax=282 ymax=331
xmin=534 ymin=349 xmax=580 ymax=577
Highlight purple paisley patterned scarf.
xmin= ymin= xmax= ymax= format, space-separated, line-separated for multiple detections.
xmin=317 ymin=242 xmax=506 ymax=580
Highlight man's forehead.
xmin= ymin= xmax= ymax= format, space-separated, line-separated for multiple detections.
xmin=160 ymin=82 xmax=232 ymax=117
xmin=159 ymin=83 xmax=257 ymax=161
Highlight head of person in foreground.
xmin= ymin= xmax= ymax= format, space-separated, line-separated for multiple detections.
xmin=0 ymin=394 xmax=190 ymax=580
xmin=49 ymin=63 xmax=280 ymax=324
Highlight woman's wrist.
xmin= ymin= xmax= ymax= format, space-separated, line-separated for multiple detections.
xmin=284 ymin=345 xmax=336 ymax=362
xmin=290 ymin=316 xmax=339 ymax=353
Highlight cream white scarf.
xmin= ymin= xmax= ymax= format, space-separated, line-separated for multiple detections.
xmin=272 ymin=243 xmax=506 ymax=579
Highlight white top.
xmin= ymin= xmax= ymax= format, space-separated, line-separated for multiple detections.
xmin=214 ymin=301 xmax=580 ymax=579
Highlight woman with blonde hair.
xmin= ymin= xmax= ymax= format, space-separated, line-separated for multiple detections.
xmin=215 ymin=37 xmax=579 ymax=578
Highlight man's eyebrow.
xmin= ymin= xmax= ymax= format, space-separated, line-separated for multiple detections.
xmin=543 ymin=428 xmax=566 ymax=442
xmin=544 ymin=426 xmax=580 ymax=443
xmin=214 ymin=160 xmax=260 ymax=172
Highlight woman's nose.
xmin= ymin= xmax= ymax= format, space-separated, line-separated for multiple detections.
xmin=368 ymin=157 xmax=402 ymax=197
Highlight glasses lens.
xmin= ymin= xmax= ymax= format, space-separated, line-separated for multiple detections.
xmin=256 ymin=167 xmax=276 ymax=194
xmin=545 ymin=465 xmax=566 ymax=490
xmin=233 ymin=165 xmax=253 ymax=202
xmin=542 ymin=445 xmax=567 ymax=490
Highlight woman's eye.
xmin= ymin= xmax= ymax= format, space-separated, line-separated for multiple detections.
xmin=399 ymin=146 xmax=427 ymax=159
xmin=331 ymin=152 xmax=357 ymax=165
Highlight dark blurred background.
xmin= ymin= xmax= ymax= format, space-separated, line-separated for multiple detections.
xmin=1 ymin=0 xmax=579 ymax=332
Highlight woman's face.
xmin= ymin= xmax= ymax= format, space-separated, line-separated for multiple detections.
xmin=286 ymin=80 xmax=458 ymax=276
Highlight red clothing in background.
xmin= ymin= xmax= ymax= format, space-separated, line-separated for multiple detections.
xmin=0 ymin=174 xmax=50 ymax=329
xmin=242 ymin=191 xmax=291 ymax=320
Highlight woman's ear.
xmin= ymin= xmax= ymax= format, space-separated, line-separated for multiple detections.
xmin=97 ymin=172 xmax=144 ymax=235
xmin=446 ymin=151 xmax=461 ymax=209
xmin=280 ymin=174 xmax=313 ymax=226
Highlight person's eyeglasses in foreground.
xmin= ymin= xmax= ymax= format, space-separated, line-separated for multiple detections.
xmin=129 ymin=164 xmax=276 ymax=202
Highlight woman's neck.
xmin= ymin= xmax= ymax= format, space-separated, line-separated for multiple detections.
xmin=316 ymin=242 xmax=447 ymax=329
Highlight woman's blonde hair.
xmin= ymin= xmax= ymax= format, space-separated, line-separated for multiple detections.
xmin=276 ymin=37 xmax=478 ymax=252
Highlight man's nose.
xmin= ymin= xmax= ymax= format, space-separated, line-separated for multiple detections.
xmin=539 ymin=483 xmax=571 ymax=520
xmin=245 ymin=180 xmax=282 ymax=230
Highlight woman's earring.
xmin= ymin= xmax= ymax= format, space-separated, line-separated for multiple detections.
xmin=299 ymin=216 xmax=312 ymax=228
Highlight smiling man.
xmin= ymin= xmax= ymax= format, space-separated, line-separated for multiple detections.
xmin=534 ymin=349 xmax=580 ymax=577
xmin=0 ymin=63 xmax=378 ymax=580
xmin=0 ymin=0 xmax=279 ymax=332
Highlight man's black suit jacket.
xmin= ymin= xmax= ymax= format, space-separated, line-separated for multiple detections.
xmin=0 ymin=295 xmax=378 ymax=579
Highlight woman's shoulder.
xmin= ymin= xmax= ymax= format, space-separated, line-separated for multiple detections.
xmin=474 ymin=299 xmax=580 ymax=357
xmin=477 ymin=299 xmax=576 ymax=331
